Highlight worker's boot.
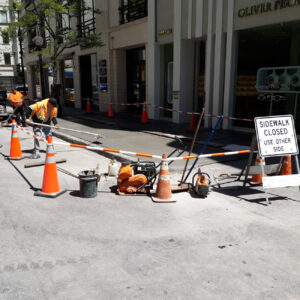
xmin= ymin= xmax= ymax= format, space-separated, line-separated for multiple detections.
xmin=30 ymin=151 xmax=41 ymax=159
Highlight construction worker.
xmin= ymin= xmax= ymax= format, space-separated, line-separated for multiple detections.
xmin=25 ymin=98 xmax=60 ymax=159
xmin=8 ymin=88 xmax=26 ymax=126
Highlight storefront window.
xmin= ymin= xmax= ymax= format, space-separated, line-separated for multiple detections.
xmin=234 ymin=22 xmax=300 ymax=130
xmin=63 ymin=59 xmax=75 ymax=107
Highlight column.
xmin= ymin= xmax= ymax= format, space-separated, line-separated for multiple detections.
xmin=173 ymin=0 xmax=194 ymax=123
xmin=223 ymin=0 xmax=238 ymax=129
xmin=211 ymin=0 xmax=226 ymax=127
xmin=146 ymin=0 xmax=160 ymax=119
xmin=204 ymin=0 xmax=215 ymax=128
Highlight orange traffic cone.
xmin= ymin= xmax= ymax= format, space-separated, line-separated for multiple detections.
xmin=153 ymin=154 xmax=175 ymax=203
xmin=281 ymin=155 xmax=292 ymax=175
xmin=141 ymin=101 xmax=149 ymax=123
xmin=9 ymin=120 xmax=22 ymax=160
xmin=189 ymin=114 xmax=196 ymax=132
xmin=34 ymin=136 xmax=66 ymax=198
xmin=251 ymin=154 xmax=266 ymax=184
xmin=108 ymin=103 xmax=114 ymax=117
xmin=86 ymin=98 xmax=92 ymax=113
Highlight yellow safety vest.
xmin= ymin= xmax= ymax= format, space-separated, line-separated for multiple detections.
xmin=30 ymin=99 xmax=57 ymax=121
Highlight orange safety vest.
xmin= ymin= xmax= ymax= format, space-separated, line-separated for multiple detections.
xmin=30 ymin=99 xmax=57 ymax=121
xmin=8 ymin=92 xmax=23 ymax=107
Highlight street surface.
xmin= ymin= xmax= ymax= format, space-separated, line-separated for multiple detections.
xmin=0 ymin=111 xmax=300 ymax=299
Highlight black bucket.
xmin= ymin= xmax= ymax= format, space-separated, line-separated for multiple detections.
xmin=78 ymin=170 xmax=98 ymax=198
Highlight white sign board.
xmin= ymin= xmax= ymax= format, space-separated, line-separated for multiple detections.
xmin=255 ymin=115 xmax=298 ymax=157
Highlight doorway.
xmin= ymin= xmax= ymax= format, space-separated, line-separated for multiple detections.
xmin=80 ymin=54 xmax=98 ymax=110
xmin=126 ymin=47 xmax=146 ymax=114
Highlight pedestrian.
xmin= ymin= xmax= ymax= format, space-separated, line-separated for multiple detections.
xmin=8 ymin=88 xmax=26 ymax=126
xmin=25 ymin=97 xmax=60 ymax=159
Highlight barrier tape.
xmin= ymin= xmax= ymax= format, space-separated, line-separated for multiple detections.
xmin=100 ymin=101 xmax=254 ymax=122
xmin=15 ymin=124 xmax=251 ymax=161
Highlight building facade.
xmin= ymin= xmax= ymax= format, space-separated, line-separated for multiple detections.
xmin=0 ymin=0 xmax=20 ymax=92
xmin=23 ymin=0 xmax=300 ymax=130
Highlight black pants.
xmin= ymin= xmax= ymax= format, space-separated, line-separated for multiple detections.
xmin=13 ymin=105 xmax=26 ymax=125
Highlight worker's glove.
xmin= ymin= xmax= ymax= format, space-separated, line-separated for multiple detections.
xmin=54 ymin=124 xmax=60 ymax=129
xmin=25 ymin=119 xmax=32 ymax=125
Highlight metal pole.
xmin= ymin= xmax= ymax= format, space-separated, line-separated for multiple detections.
xmin=184 ymin=116 xmax=223 ymax=182
xmin=38 ymin=53 xmax=46 ymax=99
xmin=180 ymin=108 xmax=204 ymax=185
xmin=293 ymin=94 xmax=298 ymax=121
xmin=259 ymin=156 xmax=270 ymax=205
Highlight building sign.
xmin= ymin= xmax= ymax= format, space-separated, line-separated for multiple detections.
xmin=99 ymin=59 xmax=107 ymax=92
xmin=238 ymin=0 xmax=300 ymax=18
xmin=172 ymin=91 xmax=180 ymax=101
xmin=254 ymin=115 xmax=299 ymax=157
xmin=159 ymin=29 xmax=172 ymax=36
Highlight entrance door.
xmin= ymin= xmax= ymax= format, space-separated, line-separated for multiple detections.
xmin=126 ymin=47 xmax=146 ymax=113
xmin=80 ymin=55 xmax=92 ymax=109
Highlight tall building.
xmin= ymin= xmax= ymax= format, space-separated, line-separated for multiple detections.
xmin=22 ymin=0 xmax=300 ymax=130
xmin=0 ymin=0 xmax=20 ymax=93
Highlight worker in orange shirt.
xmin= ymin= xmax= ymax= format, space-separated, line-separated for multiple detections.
xmin=8 ymin=88 xmax=26 ymax=126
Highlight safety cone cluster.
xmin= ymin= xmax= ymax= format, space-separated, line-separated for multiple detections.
xmin=153 ymin=154 xmax=175 ymax=203
xmin=9 ymin=120 xmax=22 ymax=160
xmin=108 ymin=103 xmax=114 ymax=118
xmin=251 ymin=154 xmax=266 ymax=184
xmin=189 ymin=114 xmax=196 ymax=132
xmin=34 ymin=136 xmax=66 ymax=198
xmin=141 ymin=101 xmax=148 ymax=124
xmin=86 ymin=98 xmax=92 ymax=113
xmin=281 ymin=155 xmax=292 ymax=175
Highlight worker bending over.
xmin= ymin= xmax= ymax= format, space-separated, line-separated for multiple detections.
xmin=8 ymin=89 xmax=26 ymax=126
xmin=25 ymin=98 xmax=59 ymax=159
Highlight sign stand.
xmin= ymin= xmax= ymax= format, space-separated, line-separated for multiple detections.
xmin=255 ymin=115 xmax=300 ymax=205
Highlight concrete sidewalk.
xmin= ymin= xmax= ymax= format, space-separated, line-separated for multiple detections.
xmin=1 ymin=121 xmax=300 ymax=299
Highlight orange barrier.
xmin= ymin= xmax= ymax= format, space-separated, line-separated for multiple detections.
xmin=9 ymin=120 xmax=22 ymax=160
xmin=281 ymin=155 xmax=292 ymax=175
xmin=34 ymin=136 xmax=66 ymax=198
xmin=153 ymin=154 xmax=175 ymax=203
xmin=86 ymin=98 xmax=92 ymax=113
xmin=251 ymin=154 xmax=266 ymax=184
xmin=189 ymin=114 xmax=196 ymax=132
xmin=108 ymin=103 xmax=114 ymax=117
xmin=141 ymin=101 xmax=149 ymax=123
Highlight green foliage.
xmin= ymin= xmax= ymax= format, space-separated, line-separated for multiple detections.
xmin=7 ymin=0 xmax=103 ymax=83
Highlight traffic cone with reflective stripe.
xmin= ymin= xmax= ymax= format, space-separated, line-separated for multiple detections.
xmin=251 ymin=154 xmax=266 ymax=184
xmin=108 ymin=103 xmax=114 ymax=117
xmin=34 ymin=136 xmax=66 ymax=198
xmin=189 ymin=114 xmax=196 ymax=132
xmin=153 ymin=154 xmax=175 ymax=203
xmin=141 ymin=101 xmax=149 ymax=123
xmin=281 ymin=155 xmax=292 ymax=175
xmin=9 ymin=120 xmax=22 ymax=160
xmin=86 ymin=98 xmax=92 ymax=113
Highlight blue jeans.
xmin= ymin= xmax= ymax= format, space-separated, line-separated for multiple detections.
xmin=33 ymin=126 xmax=51 ymax=154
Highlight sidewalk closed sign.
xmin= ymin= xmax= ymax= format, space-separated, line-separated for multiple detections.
xmin=255 ymin=115 xmax=298 ymax=157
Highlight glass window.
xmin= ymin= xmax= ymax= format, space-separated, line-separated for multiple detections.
xmin=80 ymin=0 xmax=96 ymax=36
xmin=0 ymin=11 xmax=7 ymax=23
xmin=4 ymin=53 xmax=11 ymax=65
xmin=2 ymin=32 xmax=9 ymax=44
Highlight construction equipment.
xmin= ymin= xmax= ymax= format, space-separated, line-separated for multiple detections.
xmin=117 ymin=160 xmax=156 ymax=195
xmin=190 ymin=168 xmax=211 ymax=198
